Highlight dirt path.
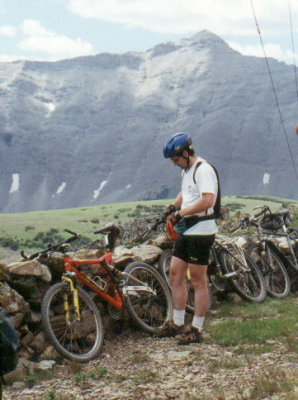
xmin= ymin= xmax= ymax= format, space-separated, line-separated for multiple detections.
xmin=3 ymin=326 xmax=297 ymax=400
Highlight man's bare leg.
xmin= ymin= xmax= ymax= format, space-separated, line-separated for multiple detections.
xmin=189 ymin=264 xmax=208 ymax=332
xmin=170 ymin=256 xmax=188 ymax=311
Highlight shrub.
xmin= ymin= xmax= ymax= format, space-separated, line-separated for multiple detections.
xmin=25 ymin=226 xmax=35 ymax=231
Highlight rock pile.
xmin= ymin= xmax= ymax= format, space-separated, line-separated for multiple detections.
xmin=0 ymin=232 xmax=172 ymax=383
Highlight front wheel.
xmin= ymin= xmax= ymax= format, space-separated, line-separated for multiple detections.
xmin=208 ymin=247 xmax=229 ymax=293
xmin=123 ymin=261 xmax=173 ymax=333
xmin=41 ymin=282 xmax=104 ymax=363
xmin=221 ymin=248 xmax=266 ymax=302
xmin=249 ymin=244 xmax=291 ymax=298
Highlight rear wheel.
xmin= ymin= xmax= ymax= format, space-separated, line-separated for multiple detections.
xmin=123 ymin=261 xmax=173 ymax=333
xmin=208 ymin=247 xmax=228 ymax=293
xmin=221 ymin=248 xmax=266 ymax=302
xmin=157 ymin=249 xmax=173 ymax=286
xmin=41 ymin=282 xmax=104 ymax=363
xmin=249 ymin=244 xmax=291 ymax=298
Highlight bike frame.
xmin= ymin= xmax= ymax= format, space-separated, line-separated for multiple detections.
xmin=215 ymin=239 xmax=251 ymax=274
xmin=63 ymin=251 xmax=124 ymax=311
xmin=267 ymin=231 xmax=297 ymax=270
xmin=62 ymin=249 xmax=158 ymax=313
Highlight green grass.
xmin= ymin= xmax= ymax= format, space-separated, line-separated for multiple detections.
xmin=0 ymin=195 xmax=296 ymax=254
xmin=222 ymin=195 xmax=297 ymax=215
xmin=72 ymin=366 xmax=108 ymax=384
xmin=233 ymin=343 xmax=274 ymax=355
xmin=210 ymin=297 xmax=296 ymax=319
xmin=0 ymin=199 xmax=168 ymax=253
xmin=208 ymin=296 xmax=297 ymax=347
xmin=248 ymin=368 xmax=295 ymax=400
xmin=208 ymin=358 xmax=243 ymax=372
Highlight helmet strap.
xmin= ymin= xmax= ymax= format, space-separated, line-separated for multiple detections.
xmin=180 ymin=148 xmax=190 ymax=170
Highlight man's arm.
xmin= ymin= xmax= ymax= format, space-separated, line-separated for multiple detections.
xmin=178 ymin=193 xmax=214 ymax=218
xmin=173 ymin=192 xmax=183 ymax=210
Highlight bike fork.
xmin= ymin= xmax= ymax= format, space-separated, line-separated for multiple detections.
xmin=62 ymin=273 xmax=80 ymax=322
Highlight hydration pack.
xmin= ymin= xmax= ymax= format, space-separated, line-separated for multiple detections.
xmin=192 ymin=161 xmax=222 ymax=220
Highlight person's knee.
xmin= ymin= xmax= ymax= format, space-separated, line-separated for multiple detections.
xmin=192 ymin=277 xmax=208 ymax=291
xmin=190 ymin=269 xmax=208 ymax=289
xmin=170 ymin=266 xmax=181 ymax=286
xmin=170 ymin=261 xmax=186 ymax=287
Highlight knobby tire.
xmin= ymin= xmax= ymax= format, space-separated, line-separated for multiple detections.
xmin=41 ymin=282 xmax=104 ymax=363
xmin=221 ymin=248 xmax=266 ymax=302
xmin=249 ymin=244 xmax=291 ymax=298
xmin=123 ymin=261 xmax=173 ymax=333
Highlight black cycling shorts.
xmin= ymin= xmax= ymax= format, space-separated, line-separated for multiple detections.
xmin=173 ymin=234 xmax=215 ymax=266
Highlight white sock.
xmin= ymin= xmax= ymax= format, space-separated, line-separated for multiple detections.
xmin=173 ymin=309 xmax=185 ymax=326
xmin=192 ymin=316 xmax=205 ymax=332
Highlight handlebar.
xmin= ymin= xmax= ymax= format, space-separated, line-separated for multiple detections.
xmin=227 ymin=217 xmax=251 ymax=234
xmin=21 ymin=229 xmax=80 ymax=260
xmin=230 ymin=204 xmax=293 ymax=235
xmin=252 ymin=205 xmax=271 ymax=218
xmin=140 ymin=211 xmax=169 ymax=241
xmin=131 ymin=208 xmax=174 ymax=243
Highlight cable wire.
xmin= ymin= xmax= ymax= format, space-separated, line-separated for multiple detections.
xmin=250 ymin=0 xmax=298 ymax=180
xmin=288 ymin=0 xmax=298 ymax=103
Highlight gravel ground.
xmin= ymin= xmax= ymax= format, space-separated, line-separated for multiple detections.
xmin=2 ymin=325 xmax=297 ymax=400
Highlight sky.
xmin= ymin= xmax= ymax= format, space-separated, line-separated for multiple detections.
xmin=0 ymin=0 xmax=298 ymax=65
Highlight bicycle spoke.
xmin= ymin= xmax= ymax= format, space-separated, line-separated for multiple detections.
xmin=124 ymin=262 xmax=172 ymax=333
xmin=42 ymin=283 xmax=104 ymax=362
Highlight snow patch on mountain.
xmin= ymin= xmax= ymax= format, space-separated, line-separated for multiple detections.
xmin=93 ymin=179 xmax=109 ymax=200
xmin=263 ymin=173 xmax=270 ymax=185
xmin=9 ymin=173 xmax=19 ymax=194
xmin=56 ymin=182 xmax=66 ymax=194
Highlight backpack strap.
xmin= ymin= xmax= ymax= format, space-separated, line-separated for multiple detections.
xmin=193 ymin=161 xmax=202 ymax=184
xmin=192 ymin=161 xmax=221 ymax=220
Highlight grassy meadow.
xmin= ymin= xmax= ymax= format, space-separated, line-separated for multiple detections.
xmin=0 ymin=195 xmax=297 ymax=257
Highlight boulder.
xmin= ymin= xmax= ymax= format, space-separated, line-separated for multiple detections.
xmin=147 ymin=233 xmax=172 ymax=249
xmin=0 ymin=282 xmax=30 ymax=319
xmin=129 ymin=244 xmax=163 ymax=264
xmin=5 ymin=259 xmax=51 ymax=282
xmin=113 ymin=246 xmax=136 ymax=269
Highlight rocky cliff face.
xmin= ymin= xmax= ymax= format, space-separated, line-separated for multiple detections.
xmin=0 ymin=30 xmax=297 ymax=213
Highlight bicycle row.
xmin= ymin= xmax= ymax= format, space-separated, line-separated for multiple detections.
xmin=158 ymin=205 xmax=297 ymax=311
xmin=20 ymin=205 xmax=297 ymax=364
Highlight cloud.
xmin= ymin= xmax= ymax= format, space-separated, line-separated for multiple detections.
xmin=0 ymin=54 xmax=25 ymax=62
xmin=0 ymin=25 xmax=17 ymax=38
xmin=67 ymin=0 xmax=298 ymax=36
xmin=18 ymin=19 xmax=94 ymax=60
xmin=228 ymin=41 xmax=298 ymax=65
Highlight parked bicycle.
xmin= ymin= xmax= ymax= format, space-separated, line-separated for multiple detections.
xmin=158 ymin=225 xmax=266 ymax=305
xmin=236 ymin=206 xmax=294 ymax=297
xmin=22 ymin=225 xmax=172 ymax=363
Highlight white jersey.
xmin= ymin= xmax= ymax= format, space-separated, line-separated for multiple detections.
xmin=181 ymin=158 xmax=218 ymax=236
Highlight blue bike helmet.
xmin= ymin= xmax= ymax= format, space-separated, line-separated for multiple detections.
xmin=163 ymin=133 xmax=192 ymax=158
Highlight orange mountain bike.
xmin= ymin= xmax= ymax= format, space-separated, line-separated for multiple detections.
xmin=22 ymin=224 xmax=172 ymax=363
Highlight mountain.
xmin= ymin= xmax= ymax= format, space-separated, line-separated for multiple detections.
xmin=0 ymin=30 xmax=297 ymax=213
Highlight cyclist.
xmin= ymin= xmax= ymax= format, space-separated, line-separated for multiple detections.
xmin=157 ymin=133 xmax=219 ymax=344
